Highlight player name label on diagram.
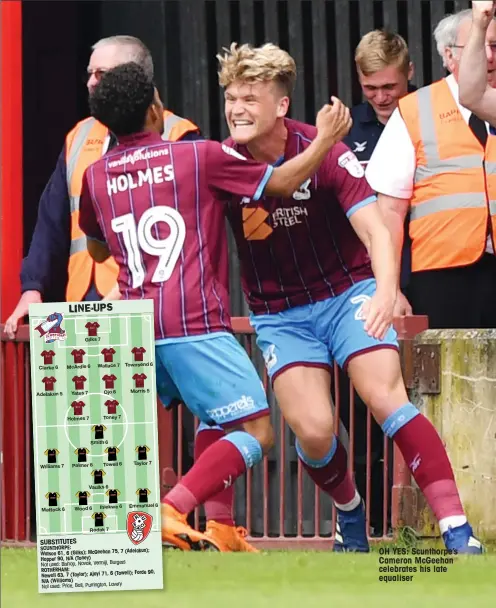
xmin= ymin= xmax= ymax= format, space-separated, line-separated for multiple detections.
xmin=29 ymin=300 xmax=163 ymax=594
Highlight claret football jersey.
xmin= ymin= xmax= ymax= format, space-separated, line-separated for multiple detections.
xmin=102 ymin=374 xmax=117 ymax=389
xmin=224 ymin=118 xmax=376 ymax=314
xmin=80 ymin=131 xmax=273 ymax=340
xmin=101 ymin=348 xmax=116 ymax=362
xmin=41 ymin=350 xmax=55 ymax=365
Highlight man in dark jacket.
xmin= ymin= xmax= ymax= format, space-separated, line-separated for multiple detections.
xmin=5 ymin=35 xmax=200 ymax=338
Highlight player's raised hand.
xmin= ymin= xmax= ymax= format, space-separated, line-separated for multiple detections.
xmin=472 ymin=1 xmax=496 ymax=29
xmin=361 ymin=289 xmax=396 ymax=341
xmin=315 ymin=97 xmax=352 ymax=145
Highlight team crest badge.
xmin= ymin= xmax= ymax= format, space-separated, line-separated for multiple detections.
xmin=127 ymin=511 xmax=153 ymax=545
xmin=338 ymin=150 xmax=365 ymax=178
xmin=35 ymin=313 xmax=66 ymax=344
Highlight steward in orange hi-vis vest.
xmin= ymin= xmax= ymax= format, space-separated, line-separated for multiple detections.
xmin=65 ymin=111 xmax=199 ymax=302
xmin=399 ymin=78 xmax=496 ymax=273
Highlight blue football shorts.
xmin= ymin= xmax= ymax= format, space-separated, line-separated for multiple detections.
xmin=155 ymin=332 xmax=269 ymax=428
xmin=250 ymin=278 xmax=398 ymax=382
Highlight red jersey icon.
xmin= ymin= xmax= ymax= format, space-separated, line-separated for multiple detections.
xmin=72 ymin=376 xmax=87 ymax=390
xmin=42 ymin=377 xmax=56 ymax=391
xmin=104 ymin=399 xmax=119 ymax=415
xmin=102 ymin=374 xmax=117 ymax=389
xmin=41 ymin=350 xmax=55 ymax=365
xmin=71 ymin=401 xmax=85 ymax=416
xmin=101 ymin=347 xmax=116 ymax=363
xmin=132 ymin=373 xmax=147 ymax=388
xmin=85 ymin=322 xmax=100 ymax=337
xmin=71 ymin=349 xmax=86 ymax=364
xmin=131 ymin=347 xmax=146 ymax=362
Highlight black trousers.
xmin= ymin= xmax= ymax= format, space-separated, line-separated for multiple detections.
xmin=407 ymin=254 xmax=496 ymax=329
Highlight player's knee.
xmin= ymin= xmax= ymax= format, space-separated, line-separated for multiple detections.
xmin=294 ymin=416 xmax=334 ymax=460
xmin=363 ymin=375 xmax=408 ymax=423
xmin=242 ymin=416 xmax=274 ymax=454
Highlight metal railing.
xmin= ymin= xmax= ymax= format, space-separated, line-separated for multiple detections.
xmin=1 ymin=316 xmax=427 ymax=548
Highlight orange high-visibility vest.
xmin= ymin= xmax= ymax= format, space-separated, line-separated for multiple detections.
xmin=399 ymin=78 xmax=496 ymax=272
xmin=65 ymin=110 xmax=199 ymax=301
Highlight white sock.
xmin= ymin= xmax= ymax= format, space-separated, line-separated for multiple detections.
xmin=439 ymin=515 xmax=467 ymax=535
xmin=335 ymin=490 xmax=361 ymax=512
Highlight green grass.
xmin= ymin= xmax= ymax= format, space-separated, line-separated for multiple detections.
xmin=2 ymin=547 xmax=496 ymax=607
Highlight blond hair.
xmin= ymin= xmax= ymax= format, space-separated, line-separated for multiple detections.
xmin=355 ymin=30 xmax=410 ymax=76
xmin=217 ymin=42 xmax=296 ymax=97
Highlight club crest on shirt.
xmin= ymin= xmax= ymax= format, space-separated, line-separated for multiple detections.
xmin=338 ymin=150 xmax=365 ymax=178
xmin=35 ymin=313 xmax=67 ymax=344
xmin=292 ymin=178 xmax=311 ymax=201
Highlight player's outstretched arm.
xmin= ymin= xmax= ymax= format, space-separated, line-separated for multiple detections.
xmin=459 ymin=1 xmax=496 ymax=123
xmin=264 ymin=98 xmax=352 ymax=197
xmin=377 ymin=193 xmax=412 ymax=316
xmin=349 ymin=202 xmax=398 ymax=340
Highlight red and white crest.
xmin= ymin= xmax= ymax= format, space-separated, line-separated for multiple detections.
xmin=127 ymin=511 xmax=153 ymax=545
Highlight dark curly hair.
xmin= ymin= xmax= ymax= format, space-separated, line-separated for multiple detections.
xmin=89 ymin=62 xmax=155 ymax=136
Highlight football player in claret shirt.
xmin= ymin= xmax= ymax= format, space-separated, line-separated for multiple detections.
xmin=41 ymin=376 xmax=56 ymax=391
xmin=71 ymin=349 xmax=86 ymax=364
xmin=102 ymin=374 xmax=117 ymax=389
xmin=85 ymin=321 xmax=100 ymax=337
xmin=214 ymin=42 xmax=483 ymax=554
xmin=78 ymin=62 xmax=351 ymax=552
xmin=104 ymin=399 xmax=119 ymax=414
xmin=71 ymin=400 xmax=85 ymax=416
xmin=41 ymin=350 xmax=55 ymax=365
xmin=101 ymin=347 xmax=116 ymax=362
xmin=72 ymin=376 xmax=87 ymax=390
xmin=132 ymin=373 xmax=147 ymax=388
xmin=131 ymin=346 xmax=146 ymax=362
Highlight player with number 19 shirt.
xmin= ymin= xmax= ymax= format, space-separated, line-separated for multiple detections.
xmin=81 ymin=135 xmax=270 ymax=340
xmin=78 ymin=62 xmax=353 ymax=553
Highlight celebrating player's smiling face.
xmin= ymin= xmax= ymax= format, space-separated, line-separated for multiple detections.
xmin=224 ymin=80 xmax=289 ymax=144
